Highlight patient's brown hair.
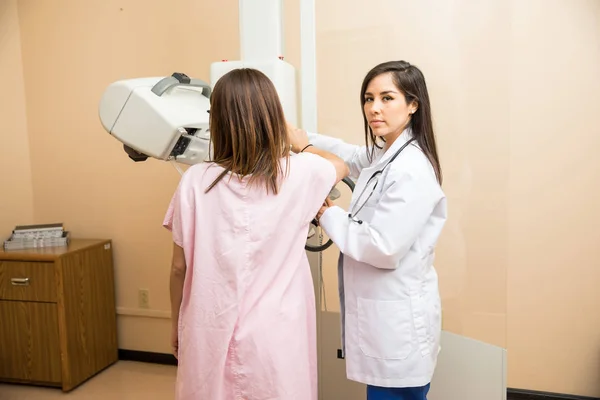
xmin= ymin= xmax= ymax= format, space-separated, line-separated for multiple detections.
xmin=206 ymin=68 xmax=290 ymax=194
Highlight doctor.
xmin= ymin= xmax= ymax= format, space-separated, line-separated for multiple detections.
xmin=290 ymin=60 xmax=447 ymax=400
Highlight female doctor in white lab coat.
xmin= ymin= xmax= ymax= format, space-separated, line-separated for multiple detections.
xmin=289 ymin=60 xmax=447 ymax=400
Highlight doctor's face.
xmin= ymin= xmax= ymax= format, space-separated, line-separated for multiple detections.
xmin=363 ymin=72 xmax=417 ymax=145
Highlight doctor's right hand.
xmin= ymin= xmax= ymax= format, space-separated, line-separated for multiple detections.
xmin=316 ymin=198 xmax=333 ymax=222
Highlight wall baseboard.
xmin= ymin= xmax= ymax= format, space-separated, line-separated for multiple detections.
xmin=116 ymin=307 xmax=171 ymax=319
xmin=115 ymin=350 xmax=599 ymax=400
xmin=507 ymin=388 xmax=599 ymax=400
xmin=118 ymin=349 xmax=177 ymax=366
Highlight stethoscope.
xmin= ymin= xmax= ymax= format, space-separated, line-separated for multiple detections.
xmin=348 ymin=137 xmax=416 ymax=224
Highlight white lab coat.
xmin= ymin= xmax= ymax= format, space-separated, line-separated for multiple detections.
xmin=308 ymin=128 xmax=447 ymax=388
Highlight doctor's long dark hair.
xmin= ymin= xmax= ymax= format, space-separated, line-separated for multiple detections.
xmin=206 ymin=68 xmax=290 ymax=194
xmin=360 ymin=61 xmax=442 ymax=185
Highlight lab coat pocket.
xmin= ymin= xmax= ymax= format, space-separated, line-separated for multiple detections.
xmin=357 ymin=297 xmax=413 ymax=360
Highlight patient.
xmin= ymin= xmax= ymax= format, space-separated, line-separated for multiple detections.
xmin=163 ymin=68 xmax=348 ymax=400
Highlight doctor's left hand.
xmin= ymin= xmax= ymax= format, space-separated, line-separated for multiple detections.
xmin=287 ymin=123 xmax=309 ymax=153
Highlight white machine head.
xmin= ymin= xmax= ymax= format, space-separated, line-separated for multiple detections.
xmin=98 ymin=72 xmax=212 ymax=165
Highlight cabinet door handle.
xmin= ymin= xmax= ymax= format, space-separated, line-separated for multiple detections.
xmin=11 ymin=278 xmax=30 ymax=286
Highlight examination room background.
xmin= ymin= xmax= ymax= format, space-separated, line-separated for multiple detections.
xmin=1 ymin=0 xmax=599 ymax=398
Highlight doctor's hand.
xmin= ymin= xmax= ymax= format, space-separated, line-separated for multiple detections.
xmin=316 ymin=198 xmax=334 ymax=222
xmin=287 ymin=122 xmax=310 ymax=153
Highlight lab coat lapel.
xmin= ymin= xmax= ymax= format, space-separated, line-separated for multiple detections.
xmin=348 ymin=128 xmax=414 ymax=210
xmin=374 ymin=128 xmax=415 ymax=168
xmin=338 ymin=130 xmax=414 ymax=356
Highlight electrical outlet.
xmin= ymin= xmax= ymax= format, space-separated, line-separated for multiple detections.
xmin=138 ymin=288 xmax=150 ymax=309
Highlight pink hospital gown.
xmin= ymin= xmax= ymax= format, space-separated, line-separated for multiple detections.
xmin=163 ymin=152 xmax=337 ymax=400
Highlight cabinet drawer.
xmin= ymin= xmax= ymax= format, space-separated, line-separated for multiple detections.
xmin=0 ymin=300 xmax=62 ymax=383
xmin=0 ymin=261 xmax=56 ymax=302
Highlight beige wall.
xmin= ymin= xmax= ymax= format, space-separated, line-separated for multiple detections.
xmin=2 ymin=0 xmax=599 ymax=397
xmin=507 ymin=1 xmax=600 ymax=395
xmin=0 ymin=0 xmax=34 ymax=237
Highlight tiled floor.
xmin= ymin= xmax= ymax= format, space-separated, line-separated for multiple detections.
xmin=0 ymin=361 xmax=177 ymax=400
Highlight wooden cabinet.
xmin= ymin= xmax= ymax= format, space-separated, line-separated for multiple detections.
xmin=0 ymin=239 xmax=118 ymax=391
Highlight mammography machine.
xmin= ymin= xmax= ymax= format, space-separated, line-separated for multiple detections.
xmin=98 ymin=72 xmax=212 ymax=166
xmin=97 ymin=1 xmax=507 ymax=398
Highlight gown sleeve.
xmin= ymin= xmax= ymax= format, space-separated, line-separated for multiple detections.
xmin=295 ymin=152 xmax=338 ymax=225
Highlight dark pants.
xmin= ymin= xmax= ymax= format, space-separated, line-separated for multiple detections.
xmin=366 ymin=383 xmax=431 ymax=400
